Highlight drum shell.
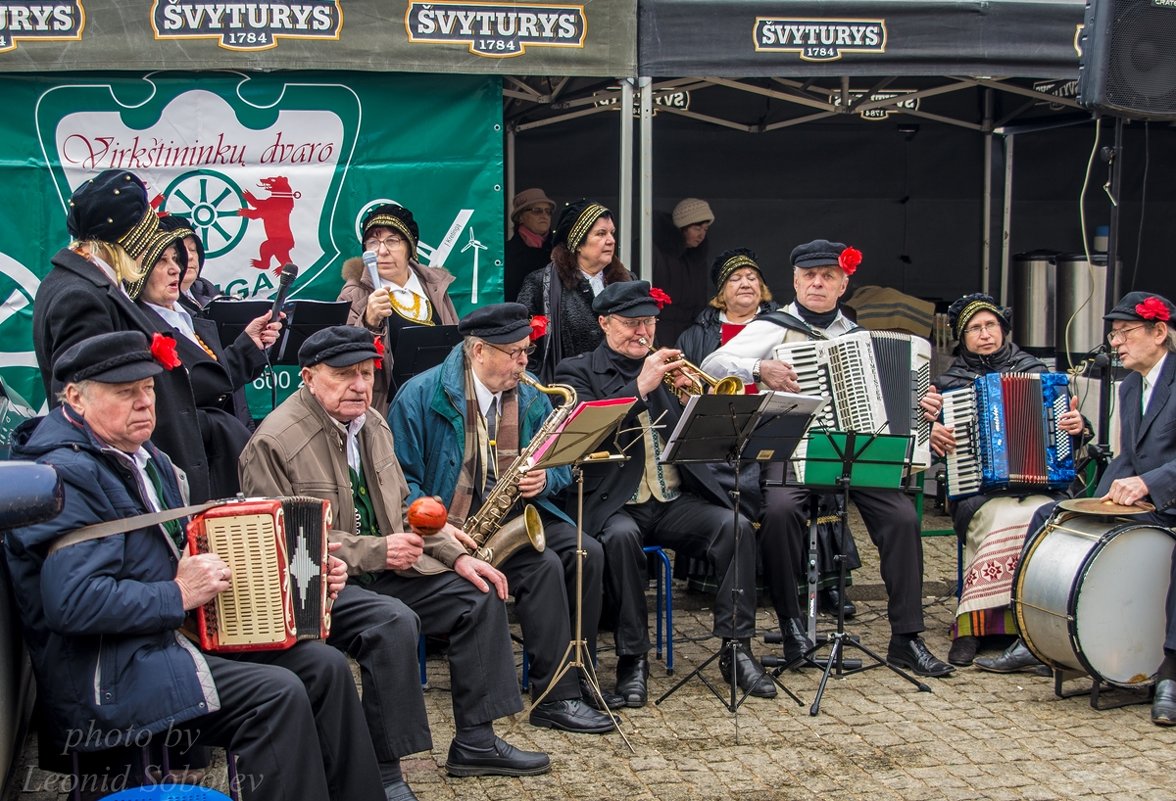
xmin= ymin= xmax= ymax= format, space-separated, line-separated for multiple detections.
xmin=1013 ymin=512 xmax=1175 ymax=687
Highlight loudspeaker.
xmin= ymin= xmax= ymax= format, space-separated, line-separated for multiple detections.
xmin=1078 ymin=0 xmax=1176 ymax=120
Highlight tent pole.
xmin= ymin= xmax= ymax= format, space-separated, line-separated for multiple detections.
xmin=999 ymin=134 xmax=1014 ymax=305
xmin=639 ymin=76 xmax=653 ymax=283
xmin=505 ymin=123 xmax=516 ymax=245
xmin=619 ymin=79 xmax=634 ymax=270
xmin=981 ymin=89 xmax=993 ymax=300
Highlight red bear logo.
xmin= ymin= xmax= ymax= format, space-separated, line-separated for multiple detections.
xmin=238 ymin=176 xmax=297 ymax=273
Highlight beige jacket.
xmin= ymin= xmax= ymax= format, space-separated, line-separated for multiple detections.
xmin=337 ymin=257 xmax=459 ymax=413
xmin=238 ymin=386 xmax=466 ymax=576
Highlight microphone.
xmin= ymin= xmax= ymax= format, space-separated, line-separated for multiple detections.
xmin=270 ymin=263 xmax=298 ymax=323
xmin=1092 ymin=341 xmax=1112 ymax=369
xmin=362 ymin=250 xmax=381 ymax=290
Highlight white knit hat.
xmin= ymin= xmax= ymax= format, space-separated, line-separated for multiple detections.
xmin=672 ymin=198 xmax=714 ymax=228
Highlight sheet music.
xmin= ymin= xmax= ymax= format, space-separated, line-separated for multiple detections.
xmin=530 ymin=398 xmax=636 ymax=470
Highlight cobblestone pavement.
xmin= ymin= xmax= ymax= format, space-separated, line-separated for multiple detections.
xmin=10 ymin=510 xmax=1175 ymax=801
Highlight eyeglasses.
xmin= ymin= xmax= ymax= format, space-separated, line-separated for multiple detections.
xmin=962 ymin=321 xmax=1001 ymax=338
xmin=484 ymin=341 xmax=536 ymax=360
xmin=523 ymin=207 xmax=552 ymax=216
xmin=1107 ymin=325 xmax=1146 ymax=345
xmin=363 ymin=235 xmax=405 ymax=251
xmin=611 ymin=316 xmax=657 ymax=331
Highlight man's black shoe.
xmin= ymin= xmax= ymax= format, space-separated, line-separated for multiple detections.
xmin=719 ymin=641 xmax=777 ymax=698
xmin=819 ymin=587 xmax=857 ymax=619
xmin=1152 ymin=678 xmax=1176 ymax=726
xmin=887 ymin=636 xmax=955 ymax=678
xmin=580 ymin=676 xmax=625 ymax=710
xmin=383 ymin=779 xmax=418 ymax=801
xmin=529 ymin=698 xmax=615 ymax=734
xmin=973 ymin=639 xmax=1042 ymax=674
xmin=780 ymin=617 xmax=814 ymax=666
xmin=446 ymin=736 xmax=550 ymax=777
xmin=614 ymin=654 xmax=649 ymax=708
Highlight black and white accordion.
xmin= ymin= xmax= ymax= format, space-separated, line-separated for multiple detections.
xmin=187 ymin=497 xmax=332 ymax=653
xmin=772 ymin=330 xmax=932 ymax=480
xmin=941 ymin=372 xmax=1076 ymax=500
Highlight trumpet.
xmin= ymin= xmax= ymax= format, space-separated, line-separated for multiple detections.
xmin=637 ymin=338 xmax=744 ymax=402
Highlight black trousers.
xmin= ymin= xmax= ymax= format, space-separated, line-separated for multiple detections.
xmin=327 ymin=584 xmax=430 ymax=761
xmin=597 ymin=494 xmax=758 ymax=656
xmin=187 ymin=641 xmax=384 ymax=801
xmin=502 ymin=515 xmax=604 ymax=701
xmin=1026 ymin=501 xmax=1176 ymax=651
xmin=760 ymin=471 xmax=924 ymax=635
xmin=358 ymin=569 xmax=522 ymax=729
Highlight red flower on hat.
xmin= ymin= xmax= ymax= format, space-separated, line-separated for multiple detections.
xmin=1136 ymin=296 xmax=1171 ymax=322
xmin=649 ymin=287 xmax=672 ymax=310
xmin=150 ymin=333 xmax=181 ymax=371
xmin=529 ymin=315 xmax=548 ymax=341
xmin=838 ymin=247 xmax=862 ymax=276
xmin=372 ymin=336 xmax=385 ymax=370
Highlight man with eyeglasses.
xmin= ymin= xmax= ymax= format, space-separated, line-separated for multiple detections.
xmin=978 ymin=292 xmax=1176 ymax=727
xmin=554 ymin=281 xmax=775 ymax=705
xmin=339 ymin=203 xmax=459 ymax=412
xmin=700 ymin=239 xmax=955 ymax=678
xmin=389 ymin=303 xmax=616 ymax=734
xmin=505 ymin=188 xmax=556 ymax=303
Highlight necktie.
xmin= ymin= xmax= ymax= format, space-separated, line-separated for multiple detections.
xmin=144 ymin=458 xmax=185 ymax=551
xmin=486 ymin=396 xmax=499 ymax=481
xmin=1142 ymin=376 xmax=1150 ymax=415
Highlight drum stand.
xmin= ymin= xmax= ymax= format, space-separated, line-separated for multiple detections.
xmin=771 ymin=433 xmax=931 ymax=716
xmin=524 ymin=462 xmax=634 ymax=752
xmin=1050 ymin=669 xmax=1153 ymax=711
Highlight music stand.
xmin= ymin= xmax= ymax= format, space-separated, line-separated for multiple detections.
xmin=521 ymin=396 xmax=637 ymax=750
xmin=772 ymin=429 xmax=932 ymax=716
xmin=390 ymin=325 xmax=461 ymax=391
xmin=653 ymin=392 xmax=818 ymax=722
xmin=201 ymin=298 xmax=351 ymax=365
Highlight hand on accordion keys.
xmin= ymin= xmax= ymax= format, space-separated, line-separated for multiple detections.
xmin=757 ymin=359 xmax=800 ymax=393
xmin=919 ymin=384 xmax=943 ymax=422
xmin=930 ymin=421 xmax=956 ymax=458
xmin=1057 ymin=396 xmax=1084 ymax=436
xmin=175 ymin=551 xmax=232 ymax=611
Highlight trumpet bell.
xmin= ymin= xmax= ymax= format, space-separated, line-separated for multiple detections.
xmin=713 ymin=376 xmax=744 ymax=395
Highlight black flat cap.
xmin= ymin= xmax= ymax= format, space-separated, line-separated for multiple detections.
xmin=458 ymin=302 xmax=533 ymax=344
xmin=361 ymin=203 xmax=420 ymax=260
xmin=592 ymin=280 xmax=660 ymax=318
xmin=299 ymin=326 xmax=381 ymax=369
xmin=790 ymin=239 xmax=848 ymax=270
xmin=66 ymin=170 xmax=162 ymax=260
xmin=1105 ymin=291 xmax=1175 ymax=323
xmin=554 ymin=199 xmax=611 ymax=252
xmin=53 ymin=331 xmax=163 ymax=386
xmin=712 ymin=248 xmax=761 ymax=290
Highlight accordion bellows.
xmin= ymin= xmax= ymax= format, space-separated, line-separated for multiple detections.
xmin=188 ymin=497 xmax=333 ymax=652
xmin=942 ymin=372 xmax=1076 ymax=500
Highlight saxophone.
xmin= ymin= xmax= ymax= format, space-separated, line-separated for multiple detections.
xmin=463 ymin=373 xmax=578 ymax=567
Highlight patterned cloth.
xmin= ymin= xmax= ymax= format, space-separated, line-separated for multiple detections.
xmin=954 ymin=494 xmax=1053 ymax=636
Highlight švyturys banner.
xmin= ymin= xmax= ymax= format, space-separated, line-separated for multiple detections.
xmin=0 ymin=71 xmax=504 ymax=415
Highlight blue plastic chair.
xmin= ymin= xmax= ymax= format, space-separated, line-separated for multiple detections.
xmin=644 ymin=545 xmax=674 ymax=673
xmin=101 ymin=788 xmax=233 ymax=800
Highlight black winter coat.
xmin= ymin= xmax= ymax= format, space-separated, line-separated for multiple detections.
xmin=32 ymin=248 xmax=212 ymax=502
xmin=503 ymin=229 xmax=552 ymax=303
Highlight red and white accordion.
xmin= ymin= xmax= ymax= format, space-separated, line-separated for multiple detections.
xmin=187 ymin=497 xmax=333 ymax=653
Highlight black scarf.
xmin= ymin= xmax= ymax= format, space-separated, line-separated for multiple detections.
xmin=956 ymin=340 xmax=1017 ymax=375
xmin=794 ymin=300 xmax=840 ymax=329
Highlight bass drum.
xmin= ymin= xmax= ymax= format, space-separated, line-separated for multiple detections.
xmin=1013 ymin=511 xmax=1176 ymax=688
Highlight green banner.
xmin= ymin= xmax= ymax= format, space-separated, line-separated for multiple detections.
xmin=0 ymin=71 xmax=505 ymax=412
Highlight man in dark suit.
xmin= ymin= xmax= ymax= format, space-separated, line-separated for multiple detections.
xmin=553 ymin=280 xmax=774 ymax=706
xmin=977 ymin=292 xmax=1176 ymax=726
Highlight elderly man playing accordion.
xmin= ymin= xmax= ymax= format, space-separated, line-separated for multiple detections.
xmin=388 ymin=303 xmax=616 ymax=734
xmin=239 ymin=326 xmax=550 ymax=789
xmin=554 ymin=280 xmax=775 ymax=705
xmin=700 ymin=239 xmax=954 ymax=678
xmin=978 ymin=292 xmax=1176 ymax=727
xmin=4 ymin=331 xmax=387 ymax=801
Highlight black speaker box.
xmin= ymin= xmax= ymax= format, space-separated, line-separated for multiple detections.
xmin=1078 ymin=0 xmax=1176 ymax=120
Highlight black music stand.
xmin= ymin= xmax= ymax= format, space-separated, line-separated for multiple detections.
xmin=653 ymin=392 xmax=818 ymax=721
xmin=773 ymin=429 xmax=932 ymax=716
xmin=521 ymin=397 xmax=637 ymax=750
xmin=390 ymin=325 xmax=461 ymax=393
